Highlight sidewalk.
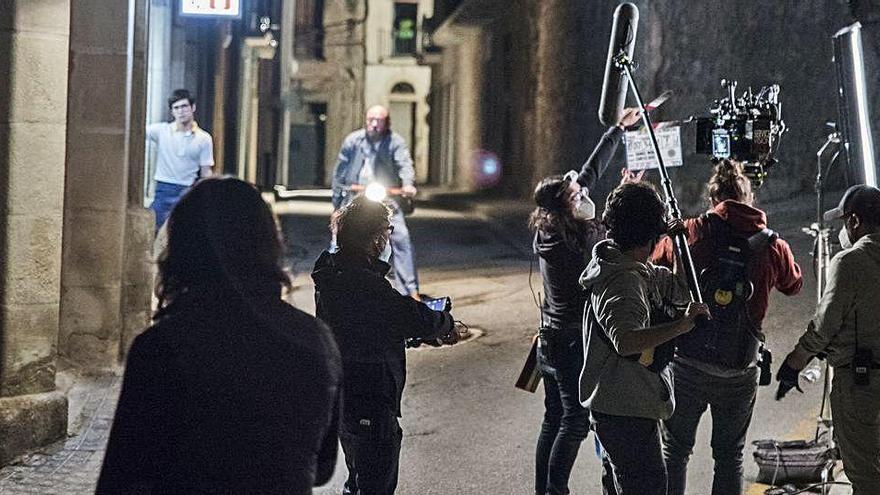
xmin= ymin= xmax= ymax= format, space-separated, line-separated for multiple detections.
xmin=0 ymin=373 xmax=120 ymax=494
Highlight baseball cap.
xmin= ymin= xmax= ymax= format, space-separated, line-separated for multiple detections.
xmin=823 ymin=184 xmax=880 ymax=222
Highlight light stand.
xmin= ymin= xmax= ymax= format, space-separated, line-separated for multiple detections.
xmin=801 ymin=130 xmax=843 ymax=494
xmin=614 ymin=52 xmax=704 ymax=303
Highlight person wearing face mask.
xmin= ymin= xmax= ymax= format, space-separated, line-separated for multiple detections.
xmin=529 ymin=107 xmax=641 ymax=495
xmin=311 ymin=195 xmax=459 ymax=495
xmin=779 ymin=184 xmax=880 ymax=495
xmin=651 ymin=159 xmax=802 ymax=495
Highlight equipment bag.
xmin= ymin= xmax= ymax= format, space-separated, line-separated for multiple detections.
xmin=676 ymin=213 xmax=777 ymax=369
xmin=752 ymin=435 xmax=836 ymax=485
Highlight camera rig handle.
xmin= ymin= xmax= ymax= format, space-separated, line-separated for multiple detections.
xmin=614 ymin=51 xmax=704 ymax=305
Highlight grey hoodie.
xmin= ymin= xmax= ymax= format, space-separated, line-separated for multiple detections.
xmin=578 ymin=239 xmax=690 ymax=420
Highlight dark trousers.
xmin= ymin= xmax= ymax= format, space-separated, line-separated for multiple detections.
xmin=592 ymin=410 xmax=667 ymax=495
xmin=340 ymin=413 xmax=402 ymax=495
xmin=662 ymin=361 xmax=758 ymax=495
xmin=535 ymin=329 xmax=590 ymax=495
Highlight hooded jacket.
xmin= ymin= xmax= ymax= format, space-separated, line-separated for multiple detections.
xmin=653 ymin=200 xmax=802 ymax=326
xmin=578 ymin=239 xmax=690 ymax=420
xmin=311 ymin=251 xmax=453 ymax=418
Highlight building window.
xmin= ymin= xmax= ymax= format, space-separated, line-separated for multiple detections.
xmin=294 ymin=0 xmax=324 ymax=60
xmin=392 ymin=2 xmax=418 ymax=56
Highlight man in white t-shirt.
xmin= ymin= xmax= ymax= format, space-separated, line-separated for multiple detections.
xmin=147 ymin=89 xmax=214 ymax=231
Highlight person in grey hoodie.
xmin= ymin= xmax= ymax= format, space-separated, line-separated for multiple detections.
xmin=579 ymin=182 xmax=709 ymax=495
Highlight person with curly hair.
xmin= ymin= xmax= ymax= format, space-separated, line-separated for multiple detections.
xmin=579 ymin=182 xmax=709 ymax=495
xmin=529 ymin=107 xmax=642 ymax=495
xmin=312 ymin=195 xmax=460 ymax=495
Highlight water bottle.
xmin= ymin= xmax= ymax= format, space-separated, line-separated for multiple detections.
xmin=800 ymin=361 xmax=822 ymax=384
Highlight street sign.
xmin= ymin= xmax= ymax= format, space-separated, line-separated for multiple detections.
xmin=624 ymin=124 xmax=683 ymax=170
xmin=180 ymin=0 xmax=242 ymax=18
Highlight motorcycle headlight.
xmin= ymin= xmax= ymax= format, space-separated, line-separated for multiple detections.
xmin=365 ymin=182 xmax=387 ymax=202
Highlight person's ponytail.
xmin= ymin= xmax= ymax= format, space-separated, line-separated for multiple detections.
xmin=707 ymin=159 xmax=752 ymax=205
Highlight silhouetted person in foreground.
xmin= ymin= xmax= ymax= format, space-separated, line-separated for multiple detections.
xmin=97 ymin=177 xmax=341 ymax=494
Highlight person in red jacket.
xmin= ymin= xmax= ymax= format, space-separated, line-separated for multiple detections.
xmin=652 ymin=159 xmax=803 ymax=495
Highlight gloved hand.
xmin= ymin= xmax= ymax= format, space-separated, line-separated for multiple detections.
xmin=775 ymin=361 xmax=804 ymax=400
xmin=439 ymin=322 xmax=463 ymax=346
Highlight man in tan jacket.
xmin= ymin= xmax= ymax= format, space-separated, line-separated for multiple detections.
xmin=780 ymin=184 xmax=880 ymax=494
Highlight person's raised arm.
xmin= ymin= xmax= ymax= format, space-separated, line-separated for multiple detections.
xmin=577 ymin=107 xmax=641 ymax=189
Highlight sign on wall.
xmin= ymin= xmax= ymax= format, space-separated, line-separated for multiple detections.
xmin=180 ymin=0 xmax=242 ymax=18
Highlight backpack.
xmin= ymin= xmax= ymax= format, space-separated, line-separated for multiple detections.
xmin=676 ymin=213 xmax=777 ymax=369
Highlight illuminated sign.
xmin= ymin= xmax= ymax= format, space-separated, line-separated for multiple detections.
xmin=180 ymin=0 xmax=242 ymax=18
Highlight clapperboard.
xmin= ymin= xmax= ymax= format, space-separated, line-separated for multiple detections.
xmin=624 ymin=123 xmax=683 ymax=171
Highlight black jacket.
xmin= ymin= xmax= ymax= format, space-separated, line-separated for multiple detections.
xmin=537 ymin=126 xmax=622 ymax=329
xmin=312 ymin=251 xmax=454 ymax=418
xmin=96 ymin=287 xmax=341 ymax=494
xmin=535 ymin=224 xmax=606 ymax=328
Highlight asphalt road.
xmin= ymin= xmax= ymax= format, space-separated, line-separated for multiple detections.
xmin=274 ymin=194 xmax=845 ymax=495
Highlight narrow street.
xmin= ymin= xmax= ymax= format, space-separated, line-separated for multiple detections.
xmin=275 ymin=194 xmax=839 ymax=494
xmin=0 ymin=194 xmax=844 ymax=494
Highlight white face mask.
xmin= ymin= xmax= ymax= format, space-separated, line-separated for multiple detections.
xmin=838 ymin=225 xmax=853 ymax=250
xmin=573 ymin=192 xmax=596 ymax=221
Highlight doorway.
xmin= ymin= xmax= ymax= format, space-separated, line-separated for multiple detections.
xmin=288 ymin=103 xmax=328 ymax=187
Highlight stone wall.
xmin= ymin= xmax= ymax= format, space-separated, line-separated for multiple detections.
xmin=435 ymin=0 xmax=855 ymax=209
xmin=293 ymin=0 xmax=366 ymax=184
xmin=59 ymin=0 xmax=152 ymax=370
xmin=0 ymin=0 xmax=71 ymax=466
xmin=532 ymin=0 xmax=853 ymax=214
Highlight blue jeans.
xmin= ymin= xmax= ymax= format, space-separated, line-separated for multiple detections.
xmin=535 ymin=326 xmax=590 ymax=495
xmin=150 ymin=181 xmax=189 ymax=232
xmin=661 ymin=360 xmax=758 ymax=495
xmin=387 ymin=206 xmax=418 ymax=295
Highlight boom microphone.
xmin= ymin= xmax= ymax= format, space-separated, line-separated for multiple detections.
xmin=598 ymin=3 xmax=639 ymax=127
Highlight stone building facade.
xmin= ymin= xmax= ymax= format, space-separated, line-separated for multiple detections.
xmin=282 ymin=0 xmax=437 ymax=189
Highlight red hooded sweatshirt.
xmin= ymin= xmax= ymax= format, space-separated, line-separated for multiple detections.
xmin=652 ymin=200 xmax=803 ymax=328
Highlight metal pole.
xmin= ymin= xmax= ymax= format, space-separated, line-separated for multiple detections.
xmin=617 ymin=54 xmax=703 ymax=303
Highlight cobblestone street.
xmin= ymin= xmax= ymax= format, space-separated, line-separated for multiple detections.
xmin=0 ymin=376 xmax=119 ymax=494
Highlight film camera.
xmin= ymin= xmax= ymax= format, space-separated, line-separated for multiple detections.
xmin=695 ymin=79 xmax=787 ymax=186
